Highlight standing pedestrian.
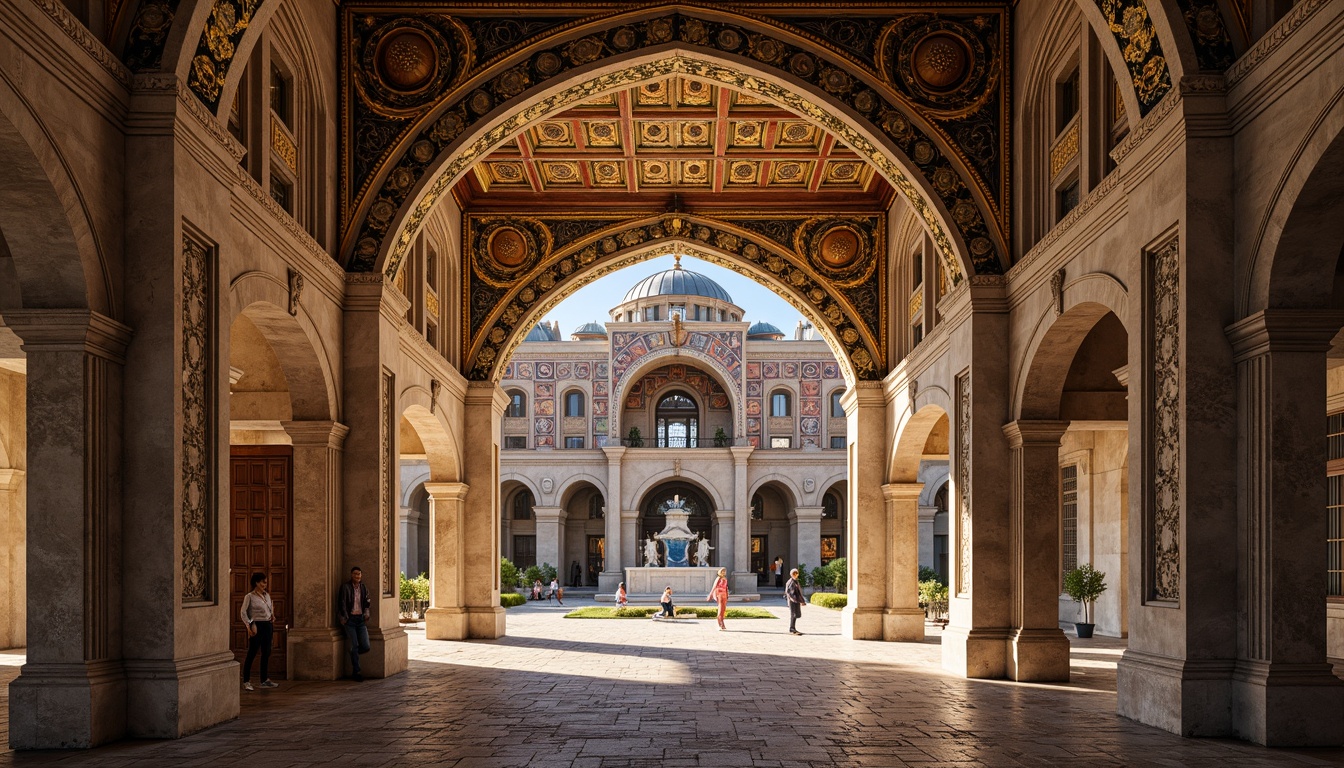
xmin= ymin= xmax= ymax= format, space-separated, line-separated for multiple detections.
xmin=707 ymin=567 xmax=729 ymax=631
xmin=240 ymin=572 xmax=278 ymax=691
xmin=785 ymin=567 xmax=805 ymax=635
xmin=570 ymin=561 xmax=582 ymax=588
xmin=337 ymin=566 xmax=371 ymax=681
xmin=774 ymin=557 xmax=785 ymax=588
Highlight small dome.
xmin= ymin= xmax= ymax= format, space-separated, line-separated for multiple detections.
xmin=622 ymin=267 xmax=733 ymax=304
xmin=747 ymin=321 xmax=785 ymax=340
xmin=572 ymin=321 xmax=607 ymax=339
xmin=523 ymin=322 xmax=559 ymax=342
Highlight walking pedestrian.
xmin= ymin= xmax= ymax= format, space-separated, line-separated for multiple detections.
xmin=708 ymin=567 xmax=729 ymax=631
xmin=240 ymin=572 xmax=278 ymax=691
xmin=785 ymin=567 xmax=805 ymax=635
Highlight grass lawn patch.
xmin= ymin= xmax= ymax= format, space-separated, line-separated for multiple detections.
xmin=565 ymin=606 xmax=777 ymax=619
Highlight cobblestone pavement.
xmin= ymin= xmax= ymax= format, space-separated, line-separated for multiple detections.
xmin=2 ymin=601 xmax=1343 ymax=766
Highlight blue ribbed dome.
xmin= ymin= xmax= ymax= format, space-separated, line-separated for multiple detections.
xmin=622 ymin=267 xmax=733 ymax=304
xmin=573 ymin=321 xmax=607 ymax=337
xmin=523 ymin=323 xmax=559 ymax=342
xmin=747 ymin=321 xmax=784 ymax=339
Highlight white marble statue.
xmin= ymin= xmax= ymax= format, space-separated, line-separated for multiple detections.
xmin=693 ymin=535 xmax=714 ymax=567
xmin=643 ymin=535 xmax=661 ymax=567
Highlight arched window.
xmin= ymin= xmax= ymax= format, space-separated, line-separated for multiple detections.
xmin=750 ymin=492 xmax=764 ymax=520
xmin=656 ymin=391 xmax=699 ymax=448
xmin=506 ymin=390 xmax=527 ymax=418
xmin=564 ymin=390 xmax=585 ymax=417
xmin=589 ymin=494 xmax=605 ymax=519
xmin=770 ymin=390 xmax=792 ymax=417
xmin=822 ymin=489 xmax=843 ymax=519
xmin=513 ymin=489 xmax=534 ymax=520
xmin=830 ymin=388 xmax=846 ymax=418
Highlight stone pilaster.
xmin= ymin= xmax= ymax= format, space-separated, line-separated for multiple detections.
xmin=281 ymin=420 xmax=349 ymax=680
xmin=621 ymin=509 xmax=638 ymax=570
xmin=918 ymin=504 xmax=938 ymax=571
xmin=463 ymin=382 xmax=507 ymax=638
xmin=879 ymin=484 xmax=925 ymax=641
xmin=730 ymin=446 xmax=753 ymax=593
xmin=714 ymin=509 xmax=736 ymax=573
xmin=598 ymin=447 xmax=625 ymax=592
xmin=424 ymin=482 xmax=469 ymax=640
xmin=533 ymin=506 xmax=563 ymax=574
xmin=340 ymin=277 xmax=407 ymax=678
xmin=1002 ymin=420 xmax=1071 ymax=682
xmin=0 ymin=467 xmax=24 ymax=650
xmin=1223 ymin=310 xmax=1344 ymax=745
xmin=6 ymin=310 xmax=135 ymax=748
xmin=793 ymin=506 xmax=824 ymax=575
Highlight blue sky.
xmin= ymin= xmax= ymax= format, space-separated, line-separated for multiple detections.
xmin=539 ymin=254 xmax=805 ymax=337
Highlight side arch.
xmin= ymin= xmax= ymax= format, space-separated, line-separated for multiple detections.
xmin=889 ymin=402 xmax=951 ymax=484
xmin=1013 ymin=272 xmax=1130 ymax=419
xmin=748 ymin=473 xmax=805 ymax=509
xmin=397 ymin=399 xmax=462 ymax=484
xmin=626 ymin=470 xmax=727 ymax=514
xmin=556 ymin=474 xmax=608 ymax=509
xmin=229 ymin=273 xmax=338 ymax=421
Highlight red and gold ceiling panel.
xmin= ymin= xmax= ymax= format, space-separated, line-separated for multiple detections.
xmin=454 ymin=75 xmax=892 ymax=207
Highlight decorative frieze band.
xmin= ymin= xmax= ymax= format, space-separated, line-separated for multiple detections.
xmin=955 ymin=369 xmax=971 ymax=596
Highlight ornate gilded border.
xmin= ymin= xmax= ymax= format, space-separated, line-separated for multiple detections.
xmin=462 ymin=212 xmax=885 ymax=383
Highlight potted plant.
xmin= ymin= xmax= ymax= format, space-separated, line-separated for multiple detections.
xmin=627 ymin=426 xmax=643 ymax=447
xmin=713 ymin=427 xmax=729 ymax=447
xmin=1062 ymin=563 xmax=1107 ymax=638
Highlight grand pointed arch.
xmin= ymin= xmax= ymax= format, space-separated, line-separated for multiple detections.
xmin=473 ymin=221 xmax=880 ymax=384
xmin=341 ymin=7 xmax=1012 ymax=281
xmin=606 ymin=335 xmax=746 ymax=443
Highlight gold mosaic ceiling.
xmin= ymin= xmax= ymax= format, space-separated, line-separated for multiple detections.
xmin=453 ymin=76 xmax=892 ymax=209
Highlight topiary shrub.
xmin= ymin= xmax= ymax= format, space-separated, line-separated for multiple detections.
xmin=523 ymin=565 xmax=543 ymax=586
xmin=827 ymin=558 xmax=848 ymax=591
xmin=918 ymin=566 xmax=943 ymax=585
xmin=810 ymin=567 xmax=830 ymax=591
xmin=500 ymin=558 xmax=521 ymax=591
xmin=809 ymin=592 xmax=847 ymax=610
xmin=539 ymin=562 xmax=558 ymax=585
xmin=500 ymin=592 xmax=527 ymax=608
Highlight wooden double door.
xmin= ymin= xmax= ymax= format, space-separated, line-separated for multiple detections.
xmin=230 ymin=447 xmax=293 ymax=678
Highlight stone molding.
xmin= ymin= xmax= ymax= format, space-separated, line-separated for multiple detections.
xmin=882 ymin=483 xmax=923 ymax=503
xmin=235 ymin=171 xmax=347 ymax=289
xmin=423 ymin=482 xmax=469 ymax=502
xmin=1010 ymin=173 xmax=1123 ymax=284
xmin=1225 ymin=0 xmax=1332 ymax=88
xmin=0 ymin=309 xmax=133 ymax=363
xmin=1001 ymin=420 xmax=1069 ymax=448
xmin=281 ymin=420 xmax=351 ymax=450
xmin=26 ymin=0 xmax=132 ymax=86
xmin=1111 ymin=88 xmax=1183 ymax=166
xmin=0 ymin=468 xmax=25 ymax=491
xmin=1225 ymin=309 xmax=1344 ymax=361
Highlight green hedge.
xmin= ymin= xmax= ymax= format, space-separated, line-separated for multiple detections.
xmin=809 ymin=592 xmax=847 ymax=610
xmin=500 ymin=592 xmax=527 ymax=608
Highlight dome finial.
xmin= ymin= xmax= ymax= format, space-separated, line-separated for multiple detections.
xmin=673 ymin=254 xmax=682 ymax=270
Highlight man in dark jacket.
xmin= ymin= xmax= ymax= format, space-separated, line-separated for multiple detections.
xmin=785 ymin=568 xmax=805 ymax=635
xmin=338 ymin=566 xmax=372 ymax=681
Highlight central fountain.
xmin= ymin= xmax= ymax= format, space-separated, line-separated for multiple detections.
xmin=656 ymin=495 xmax=696 ymax=567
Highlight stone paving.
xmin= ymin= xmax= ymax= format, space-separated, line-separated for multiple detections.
xmin=2 ymin=600 xmax=1344 ymax=766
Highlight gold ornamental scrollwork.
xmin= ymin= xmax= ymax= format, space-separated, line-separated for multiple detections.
xmin=469 ymin=216 xmax=552 ymax=287
xmin=795 ymin=218 xmax=877 ymax=288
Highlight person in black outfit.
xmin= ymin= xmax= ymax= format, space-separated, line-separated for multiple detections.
xmin=785 ymin=568 xmax=806 ymax=635
xmin=337 ymin=566 xmax=372 ymax=681
xmin=570 ymin=561 xmax=582 ymax=588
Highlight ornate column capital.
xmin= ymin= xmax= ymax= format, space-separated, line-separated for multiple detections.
xmin=465 ymin=380 xmax=509 ymax=412
xmin=533 ymin=505 xmax=563 ymax=522
xmin=1225 ymin=309 xmax=1344 ymax=362
xmin=882 ymin=482 xmax=924 ymax=502
xmin=0 ymin=468 xmax=24 ymax=491
xmin=792 ymin=505 xmax=825 ymax=523
xmin=1001 ymin=419 xmax=1069 ymax=448
xmin=2 ymin=309 xmax=132 ymax=364
xmin=423 ymin=481 xmax=468 ymax=502
xmin=281 ymin=420 xmax=350 ymax=449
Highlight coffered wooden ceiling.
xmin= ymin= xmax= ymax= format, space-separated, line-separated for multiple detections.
xmin=452 ymin=76 xmax=894 ymax=211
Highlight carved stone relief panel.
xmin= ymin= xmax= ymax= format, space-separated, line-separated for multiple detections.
xmin=381 ymin=368 xmax=395 ymax=596
xmin=182 ymin=234 xmax=215 ymax=603
xmin=1148 ymin=236 xmax=1181 ymax=602
xmin=955 ymin=369 xmax=971 ymax=596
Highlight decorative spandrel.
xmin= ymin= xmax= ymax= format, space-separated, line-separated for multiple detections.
xmin=339 ymin=7 xmax=1010 ymax=283
xmin=461 ymin=212 xmax=885 ymax=383
xmin=1094 ymin=0 xmax=1173 ymax=115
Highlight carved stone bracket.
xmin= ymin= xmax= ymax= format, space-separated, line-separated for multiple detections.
xmin=288 ymin=268 xmax=304 ymax=316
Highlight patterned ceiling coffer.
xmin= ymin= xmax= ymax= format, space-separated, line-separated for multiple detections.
xmin=1095 ymin=0 xmax=1173 ymax=115
xmin=461 ymin=213 xmax=884 ymax=383
xmin=1175 ymin=0 xmax=1237 ymax=71
xmin=122 ymin=0 xmax=182 ymax=72
xmin=187 ymin=0 xmax=263 ymax=111
xmin=340 ymin=8 xmax=1008 ymax=281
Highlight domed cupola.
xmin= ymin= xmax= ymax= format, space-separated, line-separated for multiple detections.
xmin=572 ymin=321 xmax=608 ymax=340
xmin=609 ymin=256 xmax=744 ymax=324
xmin=747 ymin=321 xmax=785 ymax=340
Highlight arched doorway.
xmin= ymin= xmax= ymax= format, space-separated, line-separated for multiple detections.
xmin=639 ymin=482 xmax=714 ymax=560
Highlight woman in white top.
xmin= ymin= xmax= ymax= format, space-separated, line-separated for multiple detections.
xmin=240 ymin=572 xmax=278 ymax=691
xmin=549 ymin=578 xmax=564 ymax=605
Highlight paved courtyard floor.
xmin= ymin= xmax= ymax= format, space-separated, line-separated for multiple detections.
xmin=1 ymin=600 xmax=1344 ymax=766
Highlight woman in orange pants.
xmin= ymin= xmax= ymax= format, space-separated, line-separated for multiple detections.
xmin=707 ymin=567 xmax=730 ymax=631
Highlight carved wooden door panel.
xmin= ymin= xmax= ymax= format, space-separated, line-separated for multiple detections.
xmin=230 ymin=447 xmax=292 ymax=678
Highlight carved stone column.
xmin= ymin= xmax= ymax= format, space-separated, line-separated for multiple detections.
xmin=730 ymin=446 xmax=752 ymax=592
xmin=598 ymin=446 xmax=625 ymax=592
xmin=843 ymin=383 xmax=921 ymax=639
xmin=879 ymin=484 xmax=925 ymax=641
xmin=1224 ymin=310 xmax=1344 ymax=745
xmin=462 ymin=382 xmax=507 ymax=638
xmin=533 ymin=506 xmax=563 ymax=575
xmin=0 ymin=467 xmax=24 ymax=650
xmin=6 ymin=310 xmax=135 ymax=748
xmin=793 ymin=506 xmax=824 ymax=576
xmin=1002 ymin=420 xmax=1071 ymax=682
xmin=282 ymin=420 xmax=349 ymax=680
xmin=621 ymin=509 xmax=639 ymax=570
xmin=424 ymin=482 xmax=469 ymax=640
xmin=917 ymin=504 xmax=938 ymax=571
xmin=341 ymin=278 xmax=408 ymax=678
